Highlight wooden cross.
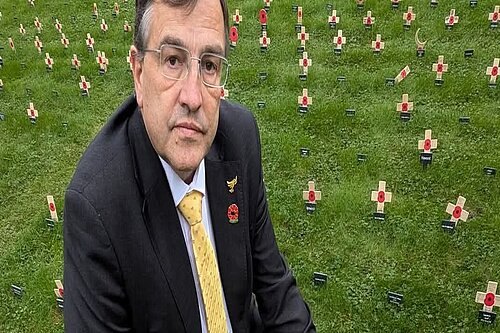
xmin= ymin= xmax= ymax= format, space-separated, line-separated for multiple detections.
xmin=45 ymin=53 xmax=54 ymax=70
xmin=299 ymin=52 xmax=311 ymax=74
xmin=55 ymin=19 xmax=62 ymax=33
xmin=298 ymin=88 xmax=312 ymax=108
xmin=92 ymin=3 xmax=99 ymax=18
xmin=363 ymin=11 xmax=374 ymax=27
xmin=54 ymin=280 xmax=64 ymax=299
xmin=297 ymin=26 xmax=309 ymax=47
xmin=220 ymin=88 xmax=229 ymax=100
xmin=297 ymin=6 xmax=303 ymax=25
xmin=113 ymin=2 xmax=120 ymax=16
xmin=123 ymin=21 xmax=131 ymax=32
xmin=264 ymin=0 xmax=272 ymax=8
xmin=96 ymin=51 xmax=109 ymax=72
xmin=229 ymin=26 xmax=238 ymax=47
xmin=476 ymin=281 xmax=500 ymax=313
xmin=233 ymin=9 xmax=242 ymax=25
xmin=259 ymin=31 xmax=270 ymax=49
xmin=86 ymin=33 xmax=95 ymax=52
xmin=356 ymin=0 xmax=365 ymax=8
xmin=303 ymin=181 xmax=321 ymax=205
xmin=61 ymin=34 xmax=69 ymax=49
xmin=372 ymin=34 xmax=384 ymax=53
xmin=432 ymin=55 xmax=448 ymax=80
xmin=47 ymin=195 xmax=59 ymax=222
xmin=34 ymin=36 xmax=43 ymax=53
xmin=0 ymin=79 xmax=3 ymax=91
xmin=126 ymin=50 xmax=133 ymax=71
xmin=8 ymin=37 xmax=15 ymax=51
xmin=445 ymin=9 xmax=459 ymax=28
xmin=19 ymin=24 xmax=26 ymax=35
xmin=27 ymin=102 xmax=38 ymax=120
xmin=28 ymin=0 xmax=35 ymax=6
xmin=259 ymin=9 xmax=267 ymax=27
xmin=334 ymin=30 xmax=346 ymax=51
xmin=100 ymin=19 xmax=108 ymax=32
xmin=446 ymin=196 xmax=469 ymax=224
xmin=489 ymin=6 xmax=500 ymax=26
xmin=328 ymin=9 xmax=339 ymax=27
xmin=486 ymin=58 xmax=499 ymax=85
xmin=403 ymin=6 xmax=416 ymax=26
xmin=418 ymin=129 xmax=438 ymax=153
xmin=395 ymin=65 xmax=410 ymax=83
xmin=34 ymin=17 xmax=42 ymax=33
xmin=79 ymin=76 xmax=90 ymax=96
xmin=371 ymin=181 xmax=392 ymax=213
xmin=397 ymin=94 xmax=413 ymax=114
xmin=72 ymin=54 xmax=81 ymax=70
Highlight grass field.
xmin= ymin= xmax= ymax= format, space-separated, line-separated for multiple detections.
xmin=1 ymin=0 xmax=499 ymax=331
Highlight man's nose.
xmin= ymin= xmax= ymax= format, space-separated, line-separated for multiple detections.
xmin=178 ymin=59 xmax=203 ymax=112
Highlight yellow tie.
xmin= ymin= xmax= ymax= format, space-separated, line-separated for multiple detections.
xmin=178 ymin=190 xmax=227 ymax=333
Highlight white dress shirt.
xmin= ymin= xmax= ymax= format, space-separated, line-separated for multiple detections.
xmin=160 ymin=157 xmax=233 ymax=333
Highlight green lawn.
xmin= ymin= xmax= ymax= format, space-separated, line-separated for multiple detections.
xmin=0 ymin=0 xmax=499 ymax=331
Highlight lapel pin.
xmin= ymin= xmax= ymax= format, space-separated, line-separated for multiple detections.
xmin=227 ymin=176 xmax=237 ymax=193
xmin=227 ymin=204 xmax=239 ymax=224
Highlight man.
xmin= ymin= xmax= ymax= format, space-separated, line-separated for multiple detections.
xmin=64 ymin=0 xmax=315 ymax=331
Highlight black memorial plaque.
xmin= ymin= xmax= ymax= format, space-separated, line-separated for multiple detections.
xmin=430 ymin=0 xmax=438 ymax=8
xmin=0 ymin=113 xmax=5 ymax=121
xmin=260 ymin=46 xmax=268 ymax=53
xmin=459 ymin=116 xmax=470 ymax=124
xmin=295 ymin=24 xmax=302 ymax=33
xmin=297 ymin=46 xmax=304 ymax=54
xmin=385 ymin=78 xmax=395 ymax=86
xmin=464 ymin=49 xmax=474 ymax=58
xmin=470 ymin=0 xmax=478 ymax=7
xmin=357 ymin=154 xmax=367 ymax=162
xmin=441 ymin=220 xmax=456 ymax=232
xmin=257 ymin=101 xmax=266 ymax=109
xmin=56 ymin=297 xmax=64 ymax=310
xmin=434 ymin=79 xmax=444 ymax=86
xmin=292 ymin=5 xmax=298 ymax=12
xmin=373 ymin=212 xmax=385 ymax=221
xmin=484 ymin=167 xmax=497 ymax=176
xmin=46 ymin=218 xmax=55 ymax=228
xmin=305 ymin=202 xmax=316 ymax=214
xmin=334 ymin=48 xmax=342 ymax=56
xmin=300 ymin=148 xmax=310 ymax=157
xmin=11 ymin=285 xmax=23 ymax=297
xmin=313 ymin=272 xmax=328 ymax=286
xmin=345 ymin=109 xmax=355 ymax=117
xmin=259 ymin=72 xmax=267 ymax=81
xmin=417 ymin=49 xmax=425 ymax=58
xmin=392 ymin=2 xmax=399 ymax=9
xmin=326 ymin=4 xmax=333 ymax=12
xmin=298 ymin=106 xmax=308 ymax=114
xmin=299 ymin=74 xmax=307 ymax=81
xmin=337 ymin=76 xmax=346 ymax=83
xmin=420 ymin=152 xmax=433 ymax=167
xmin=400 ymin=112 xmax=411 ymax=122
xmin=478 ymin=310 xmax=496 ymax=324
xmin=387 ymin=292 xmax=404 ymax=305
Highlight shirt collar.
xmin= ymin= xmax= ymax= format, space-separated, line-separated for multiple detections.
xmin=160 ymin=157 xmax=206 ymax=207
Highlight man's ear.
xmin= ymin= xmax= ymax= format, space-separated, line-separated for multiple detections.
xmin=130 ymin=45 xmax=144 ymax=108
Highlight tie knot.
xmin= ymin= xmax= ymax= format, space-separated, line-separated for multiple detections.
xmin=178 ymin=190 xmax=203 ymax=226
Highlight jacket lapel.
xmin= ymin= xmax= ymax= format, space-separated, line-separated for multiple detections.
xmin=205 ymin=158 xmax=249 ymax=329
xmin=128 ymin=107 xmax=201 ymax=332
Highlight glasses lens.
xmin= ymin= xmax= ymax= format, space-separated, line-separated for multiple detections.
xmin=200 ymin=54 xmax=229 ymax=87
xmin=160 ymin=45 xmax=189 ymax=80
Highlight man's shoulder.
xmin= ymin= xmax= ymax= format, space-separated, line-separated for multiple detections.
xmin=68 ymin=96 xmax=138 ymax=193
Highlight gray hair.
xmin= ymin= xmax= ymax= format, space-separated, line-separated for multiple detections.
xmin=134 ymin=0 xmax=229 ymax=60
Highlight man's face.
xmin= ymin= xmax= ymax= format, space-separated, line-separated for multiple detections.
xmin=132 ymin=0 xmax=225 ymax=183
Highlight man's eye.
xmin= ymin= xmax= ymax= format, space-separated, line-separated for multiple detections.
xmin=166 ymin=57 xmax=181 ymax=66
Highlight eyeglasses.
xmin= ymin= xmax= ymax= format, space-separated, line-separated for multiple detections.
xmin=143 ymin=44 xmax=230 ymax=88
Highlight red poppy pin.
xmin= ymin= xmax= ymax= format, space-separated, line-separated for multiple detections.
xmin=227 ymin=204 xmax=239 ymax=224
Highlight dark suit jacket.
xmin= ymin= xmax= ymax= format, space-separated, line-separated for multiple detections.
xmin=64 ymin=96 xmax=315 ymax=332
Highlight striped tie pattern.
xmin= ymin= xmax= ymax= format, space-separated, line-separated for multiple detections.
xmin=178 ymin=190 xmax=227 ymax=333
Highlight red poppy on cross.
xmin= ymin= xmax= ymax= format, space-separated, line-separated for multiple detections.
xmin=334 ymin=30 xmax=346 ymax=51
xmin=45 ymin=53 xmax=54 ymax=70
xmin=72 ymin=54 xmax=81 ymax=70
xmin=397 ymin=94 xmax=413 ymax=114
xmin=55 ymin=19 xmax=62 ymax=33
xmin=79 ymin=76 xmax=91 ymax=96
xmin=297 ymin=88 xmax=312 ymax=108
xmin=27 ymin=102 xmax=38 ymax=120
xmin=395 ymin=65 xmax=410 ymax=84
xmin=363 ymin=11 xmax=374 ymax=27
xmin=114 ymin=2 xmax=120 ymax=16
xmin=403 ymin=6 xmax=416 ymax=26
xmin=124 ymin=21 xmax=131 ymax=32
xmin=259 ymin=31 xmax=270 ymax=49
xmin=303 ymin=181 xmax=321 ymax=205
xmin=476 ymin=281 xmax=500 ymax=313
xmin=61 ymin=34 xmax=69 ymax=49
xmin=328 ymin=9 xmax=339 ymax=26
xmin=8 ymin=37 xmax=15 ymax=51
xmin=100 ymin=19 xmax=108 ymax=32
xmin=445 ymin=9 xmax=459 ymax=27
xmin=371 ymin=34 xmax=384 ymax=53
xmin=92 ymin=3 xmax=98 ymax=17
xmin=19 ymin=24 xmax=26 ymax=35
xmin=489 ymin=6 xmax=500 ymax=24
xmin=418 ymin=130 xmax=438 ymax=153
xmin=299 ymin=52 xmax=312 ymax=75
xmin=486 ymin=58 xmax=499 ymax=85
xmin=233 ymin=9 xmax=242 ymax=25
xmin=264 ymin=0 xmax=272 ymax=8
xmin=371 ymin=181 xmax=392 ymax=213
xmin=259 ymin=9 xmax=267 ymax=26
xmin=297 ymin=26 xmax=309 ymax=47
xmin=229 ymin=26 xmax=238 ymax=47
xmin=126 ymin=50 xmax=132 ymax=71
xmin=54 ymin=280 xmax=64 ymax=299
xmin=34 ymin=17 xmax=42 ymax=33
xmin=220 ymin=88 xmax=229 ymax=100
xmin=297 ymin=6 xmax=303 ymax=25
xmin=445 ymin=196 xmax=469 ymax=224
xmin=34 ymin=36 xmax=43 ymax=53
xmin=86 ymin=33 xmax=95 ymax=52
xmin=432 ymin=55 xmax=448 ymax=80
xmin=47 ymin=195 xmax=59 ymax=222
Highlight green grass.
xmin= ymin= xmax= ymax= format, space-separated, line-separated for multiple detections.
xmin=1 ymin=0 xmax=499 ymax=331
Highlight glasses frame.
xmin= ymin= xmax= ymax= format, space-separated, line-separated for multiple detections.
xmin=142 ymin=44 xmax=230 ymax=89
